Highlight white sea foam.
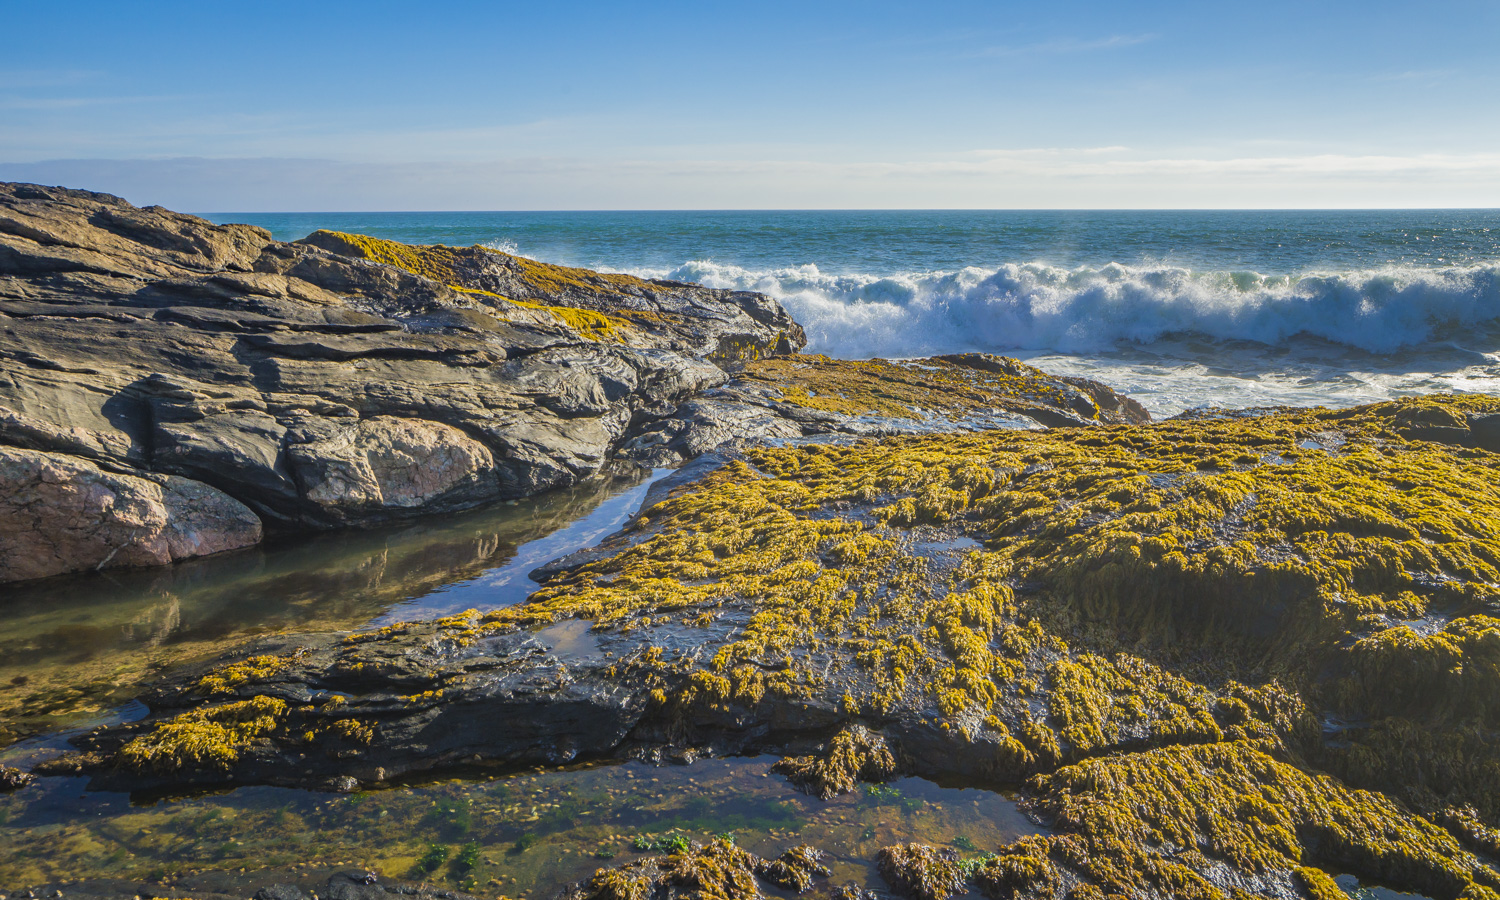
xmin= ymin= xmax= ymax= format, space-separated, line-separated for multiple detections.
xmin=642 ymin=259 xmax=1500 ymax=359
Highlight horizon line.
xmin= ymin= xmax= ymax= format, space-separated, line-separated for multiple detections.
xmin=198 ymin=206 xmax=1500 ymax=215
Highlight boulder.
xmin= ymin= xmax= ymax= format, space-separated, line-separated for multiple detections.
xmin=286 ymin=415 xmax=499 ymax=522
xmin=0 ymin=445 xmax=262 ymax=581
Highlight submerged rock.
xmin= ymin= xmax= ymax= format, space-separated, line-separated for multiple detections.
xmin=0 ymin=765 xmax=33 ymax=791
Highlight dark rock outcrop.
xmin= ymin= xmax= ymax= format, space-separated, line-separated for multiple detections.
xmin=0 ymin=183 xmax=804 ymax=580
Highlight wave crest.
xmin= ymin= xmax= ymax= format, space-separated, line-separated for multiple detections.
xmin=646 ymin=260 xmax=1500 ymax=357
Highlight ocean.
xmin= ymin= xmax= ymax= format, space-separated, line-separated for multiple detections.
xmin=206 ymin=209 xmax=1500 ymax=417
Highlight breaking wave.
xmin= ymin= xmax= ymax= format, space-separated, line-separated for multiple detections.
xmin=645 ymin=260 xmax=1500 ymax=358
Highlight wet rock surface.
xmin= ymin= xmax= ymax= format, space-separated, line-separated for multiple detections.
xmin=42 ymin=394 xmax=1500 ymax=900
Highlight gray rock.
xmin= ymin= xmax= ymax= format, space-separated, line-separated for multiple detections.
xmin=286 ymin=415 xmax=500 ymax=523
xmin=0 ymin=182 xmax=807 ymax=582
xmin=1469 ymin=412 xmax=1500 ymax=452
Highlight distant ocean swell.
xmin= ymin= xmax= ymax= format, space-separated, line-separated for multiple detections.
xmin=624 ymin=260 xmax=1500 ymax=359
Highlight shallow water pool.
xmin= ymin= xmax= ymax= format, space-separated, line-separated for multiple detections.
xmin=0 ymin=755 xmax=1041 ymax=897
xmin=0 ymin=466 xmax=664 ymax=746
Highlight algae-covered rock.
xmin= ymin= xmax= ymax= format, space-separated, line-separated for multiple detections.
xmin=772 ymin=725 xmax=897 ymax=799
xmin=621 ymin=353 xmax=1150 ymax=467
xmin=876 ymin=844 xmax=965 ymax=900
xmin=0 ymin=764 xmax=34 ymax=791
xmin=970 ymin=835 xmax=1062 ymax=900
xmin=752 ymin=845 xmax=831 ymax=892
xmin=561 ymin=837 xmax=766 ymax=900
xmin=297 ymin=229 xmax=805 ymax=361
xmin=58 ymin=394 xmax=1500 ymax=899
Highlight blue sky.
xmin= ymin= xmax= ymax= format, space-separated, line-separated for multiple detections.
xmin=2 ymin=0 xmax=1497 ymax=210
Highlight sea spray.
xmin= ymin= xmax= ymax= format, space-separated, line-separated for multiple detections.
xmin=645 ymin=260 xmax=1500 ymax=358
xmin=216 ymin=208 xmax=1500 ymax=415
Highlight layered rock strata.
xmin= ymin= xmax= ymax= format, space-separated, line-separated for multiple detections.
xmin=0 ymin=183 xmax=803 ymax=580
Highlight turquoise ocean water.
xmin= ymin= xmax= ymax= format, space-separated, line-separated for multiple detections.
xmin=207 ymin=210 xmax=1500 ymax=416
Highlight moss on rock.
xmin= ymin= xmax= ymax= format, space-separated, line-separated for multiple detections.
xmin=78 ymin=394 xmax=1500 ymax=897
xmin=738 ymin=353 xmax=1146 ymax=425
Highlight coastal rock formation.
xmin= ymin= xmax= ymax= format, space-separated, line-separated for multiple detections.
xmin=0 ymin=444 xmax=262 ymax=581
xmin=0 ymin=183 xmax=802 ymax=579
xmin=621 ymin=352 xmax=1150 ymax=467
xmin=53 ymin=394 xmax=1500 ymax=900
xmin=0 ymin=183 xmax=1147 ymax=583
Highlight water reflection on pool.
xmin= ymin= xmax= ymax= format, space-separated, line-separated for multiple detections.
xmin=0 ymin=465 xmax=665 ymax=745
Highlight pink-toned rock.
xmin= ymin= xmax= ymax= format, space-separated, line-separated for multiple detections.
xmin=0 ymin=446 xmax=262 ymax=583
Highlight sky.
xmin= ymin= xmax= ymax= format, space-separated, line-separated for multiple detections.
xmin=2 ymin=0 xmax=1498 ymax=210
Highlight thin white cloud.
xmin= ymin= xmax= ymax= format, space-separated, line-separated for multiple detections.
xmin=978 ymin=33 xmax=1158 ymax=57
xmin=5 ymin=149 xmax=1498 ymax=211
xmin=0 ymin=94 xmax=186 ymax=111
xmin=1371 ymin=68 xmax=1456 ymax=83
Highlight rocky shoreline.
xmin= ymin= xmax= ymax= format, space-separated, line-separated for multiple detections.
xmin=6 ymin=184 xmax=1500 ymax=900
xmin=27 ymin=396 xmax=1500 ymax=900
xmin=0 ymin=183 xmax=1142 ymax=583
